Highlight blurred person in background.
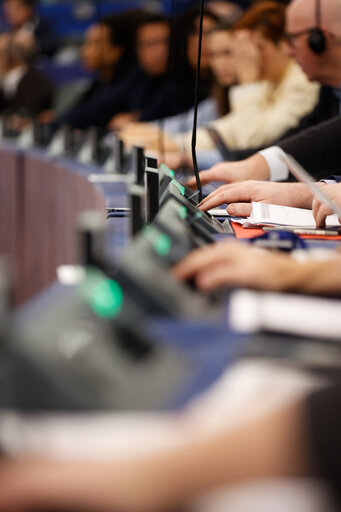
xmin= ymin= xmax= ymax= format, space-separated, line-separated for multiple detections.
xmin=206 ymin=0 xmax=244 ymax=22
xmin=2 ymin=0 xmax=58 ymax=57
xmin=115 ymin=12 xmax=231 ymax=138
xmin=107 ymin=6 xmax=220 ymax=131
xmin=80 ymin=14 xmax=133 ymax=97
xmin=184 ymin=0 xmax=341 ymax=196
xmin=120 ymin=2 xmax=319 ymax=171
xmin=54 ymin=12 xmax=183 ymax=132
xmin=0 ymin=29 xmax=53 ymax=119
xmin=51 ymin=12 xmax=136 ymax=126
xmin=173 ymin=6 xmax=219 ymax=107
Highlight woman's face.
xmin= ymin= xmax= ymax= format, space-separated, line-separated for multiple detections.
xmin=252 ymin=30 xmax=286 ymax=81
xmin=207 ymin=30 xmax=236 ymax=86
xmin=187 ymin=15 xmax=217 ymax=70
xmin=82 ymin=24 xmax=119 ymax=72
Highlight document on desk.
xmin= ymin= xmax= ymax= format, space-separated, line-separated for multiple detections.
xmin=247 ymin=202 xmax=340 ymax=228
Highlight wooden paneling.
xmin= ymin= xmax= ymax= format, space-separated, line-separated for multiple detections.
xmin=0 ymin=146 xmax=107 ymax=305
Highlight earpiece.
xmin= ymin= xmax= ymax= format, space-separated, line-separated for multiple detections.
xmin=308 ymin=0 xmax=326 ymax=54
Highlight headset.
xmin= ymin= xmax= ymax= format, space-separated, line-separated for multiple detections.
xmin=308 ymin=0 xmax=326 ymax=54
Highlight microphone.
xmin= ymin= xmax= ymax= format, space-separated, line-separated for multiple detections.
xmin=191 ymin=0 xmax=205 ymax=203
xmin=114 ymin=137 xmax=124 ymax=173
xmin=145 ymin=157 xmax=159 ymax=223
xmin=130 ymin=146 xmax=146 ymax=236
xmin=133 ymin=145 xmax=146 ymax=185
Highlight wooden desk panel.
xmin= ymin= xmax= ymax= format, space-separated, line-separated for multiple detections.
xmin=0 ymin=146 xmax=107 ymax=305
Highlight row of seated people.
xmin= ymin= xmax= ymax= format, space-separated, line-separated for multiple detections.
xmin=0 ymin=0 xmax=335 ymax=164
xmin=0 ymin=4 xmax=233 ymax=130
xmin=119 ymin=1 xmax=339 ymax=169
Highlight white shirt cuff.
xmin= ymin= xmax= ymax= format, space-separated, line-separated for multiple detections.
xmin=258 ymin=146 xmax=289 ymax=182
xmin=319 ymin=179 xmax=336 ymax=184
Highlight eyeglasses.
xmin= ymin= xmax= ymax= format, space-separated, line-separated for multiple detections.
xmin=207 ymin=49 xmax=232 ymax=59
xmin=137 ymin=37 xmax=170 ymax=49
xmin=284 ymin=27 xmax=316 ymax=47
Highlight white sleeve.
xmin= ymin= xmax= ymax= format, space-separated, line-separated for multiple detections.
xmin=258 ymin=146 xmax=289 ymax=182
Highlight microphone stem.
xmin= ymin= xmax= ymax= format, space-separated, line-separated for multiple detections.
xmin=191 ymin=0 xmax=205 ymax=203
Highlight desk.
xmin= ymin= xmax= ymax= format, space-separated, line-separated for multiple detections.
xmin=0 ymin=141 xmax=337 ymax=512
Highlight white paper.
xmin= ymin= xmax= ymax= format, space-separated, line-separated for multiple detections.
xmin=248 ymin=202 xmax=340 ymax=228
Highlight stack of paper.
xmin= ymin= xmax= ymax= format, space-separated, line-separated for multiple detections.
xmin=246 ymin=202 xmax=340 ymax=229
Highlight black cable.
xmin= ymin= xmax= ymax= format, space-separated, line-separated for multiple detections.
xmin=316 ymin=0 xmax=321 ymax=26
xmin=191 ymin=0 xmax=204 ymax=203
xmin=171 ymin=0 xmax=188 ymax=174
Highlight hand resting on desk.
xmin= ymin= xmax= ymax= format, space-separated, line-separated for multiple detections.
xmin=198 ymin=181 xmax=314 ymax=216
xmin=173 ymin=240 xmax=341 ymax=295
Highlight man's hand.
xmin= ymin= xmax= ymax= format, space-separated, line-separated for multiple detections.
xmin=174 ymin=240 xmax=341 ymax=295
xmin=185 ymin=154 xmax=271 ymax=189
xmin=173 ymin=241 xmax=299 ymax=292
xmin=312 ymin=183 xmax=341 ymax=227
xmin=119 ymin=123 xmax=179 ymax=152
xmin=198 ymin=181 xmax=314 ymax=216
xmin=108 ymin=113 xmax=140 ymax=132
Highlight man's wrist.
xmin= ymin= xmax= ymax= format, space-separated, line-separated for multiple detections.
xmin=287 ymin=183 xmax=314 ymax=209
xmin=247 ymin=153 xmax=271 ymax=181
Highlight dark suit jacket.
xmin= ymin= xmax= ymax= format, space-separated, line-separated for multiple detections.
xmin=34 ymin=18 xmax=59 ymax=57
xmin=55 ymin=66 xmax=184 ymax=131
xmin=279 ymin=85 xmax=340 ymax=139
xmin=278 ymin=115 xmax=341 ymax=179
xmin=0 ymin=67 xmax=54 ymax=116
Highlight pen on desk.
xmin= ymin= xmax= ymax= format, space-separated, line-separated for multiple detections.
xmin=262 ymin=226 xmax=341 ymax=236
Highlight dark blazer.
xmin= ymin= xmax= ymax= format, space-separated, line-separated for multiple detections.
xmin=279 ymin=85 xmax=340 ymax=139
xmin=56 ymin=66 xmax=183 ymax=131
xmin=278 ymin=115 xmax=341 ymax=179
xmin=34 ymin=18 xmax=59 ymax=57
xmin=0 ymin=67 xmax=54 ymax=116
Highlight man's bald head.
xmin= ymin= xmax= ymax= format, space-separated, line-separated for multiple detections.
xmin=288 ymin=0 xmax=341 ymax=36
xmin=285 ymin=0 xmax=341 ymax=86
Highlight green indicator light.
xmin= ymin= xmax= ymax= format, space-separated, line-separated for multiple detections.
xmin=171 ymin=179 xmax=185 ymax=196
xmin=80 ymin=269 xmax=123 ymax=319
xmin=160 ymin=163 xmax=175 ymax=178
xmin=143 ymin=226 xmax=172 ymax=257
xmin=154 ymin=234 xmax=172 ymax=257
xmin=196 ymin=211 xmax=203 ymax=218
xmin=179 ymin=206 xmax=187 ymax=220
xmin=91 ymin=279 xmax=123 ymax=318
